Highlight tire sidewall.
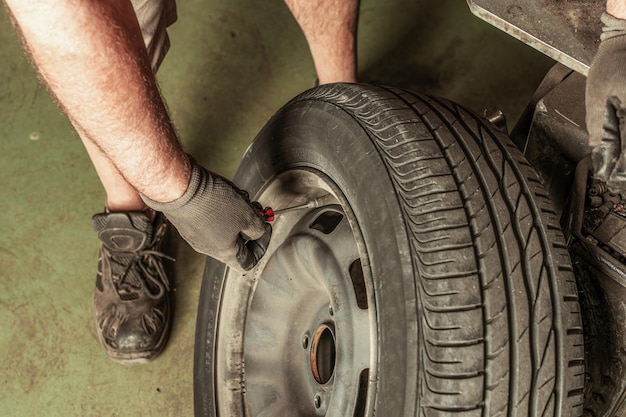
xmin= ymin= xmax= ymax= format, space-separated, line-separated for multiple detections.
xmin=195 ymin=99 xmax=419 ymax=416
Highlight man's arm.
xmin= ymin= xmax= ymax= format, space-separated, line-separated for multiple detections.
xmin=5 ymin=0 xmax=190 ymax=203
xmin=608 ymin=0 xmax=626 ymax=18
xmin=5 ymin=0 xmax=270 ymax=270
xmin=586 ymin=0 xmax=626 ymax=191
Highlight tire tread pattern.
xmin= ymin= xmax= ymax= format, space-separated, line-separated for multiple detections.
xmin=292 ymin=84 xmax=585 ymax=417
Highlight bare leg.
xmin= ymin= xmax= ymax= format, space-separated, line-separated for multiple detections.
xmin=78 ymin=126 xmax=148 ymax=212
xmin=285 ymin=0 xmax=360 ymax=84
xmin=5 ymin=0 xmax=190 ymax=204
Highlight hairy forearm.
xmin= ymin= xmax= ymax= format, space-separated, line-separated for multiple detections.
xmin=5 ymin=0 xmax=190 ymax=202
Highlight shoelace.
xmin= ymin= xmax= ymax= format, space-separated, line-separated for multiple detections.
xmin=110 ymin=223 xmax=174 ymax=299
xmin=115 ymin=249 xmax=174 ymax=299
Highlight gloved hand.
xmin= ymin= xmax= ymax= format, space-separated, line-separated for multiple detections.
xmin=586 ymin=12 xmax=626 ymax=194
xmin=141 ymin=157 xmax=271 ymax=271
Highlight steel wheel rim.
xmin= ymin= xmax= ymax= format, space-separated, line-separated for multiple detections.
xmin=214 ymin=169 xmax=378 ymax=417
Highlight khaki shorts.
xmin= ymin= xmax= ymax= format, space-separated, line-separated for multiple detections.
xmin=131 ymin=0 xmax=177 ymax=71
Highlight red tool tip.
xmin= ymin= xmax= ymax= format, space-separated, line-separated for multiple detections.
xmin=259 ymin=206 xmax=274 ymax=222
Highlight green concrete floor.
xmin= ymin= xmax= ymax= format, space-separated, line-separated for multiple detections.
xmin=0 ymin=0 xmax=554 ymax=416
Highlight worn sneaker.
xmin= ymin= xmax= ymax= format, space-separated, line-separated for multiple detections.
xmin=92 ymin=211 xmax=173 ymax=364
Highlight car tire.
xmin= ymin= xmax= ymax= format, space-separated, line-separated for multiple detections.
xmin=194 ymin=83 xmax=585 ymax=417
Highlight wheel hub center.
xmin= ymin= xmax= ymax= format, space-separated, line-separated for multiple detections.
xmin=310 ymin=324 xmax=336 ymax=385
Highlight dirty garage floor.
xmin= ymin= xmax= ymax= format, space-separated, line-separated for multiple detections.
xmin=0 ymin=0 xmax=555 ymax=416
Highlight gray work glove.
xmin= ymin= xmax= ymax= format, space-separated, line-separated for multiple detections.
xmin=141 ymin=158 xmax=271 ymax=271
xmin=586 ymin=12 xmax=626 ymax=194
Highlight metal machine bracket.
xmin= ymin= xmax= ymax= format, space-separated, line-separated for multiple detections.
xmin=467 ymin=0 xmax=604 ymax=76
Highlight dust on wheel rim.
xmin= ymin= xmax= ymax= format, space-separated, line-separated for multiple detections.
xmin=214 ymin=169 xmax=378 ymax=416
